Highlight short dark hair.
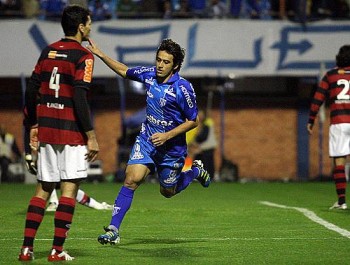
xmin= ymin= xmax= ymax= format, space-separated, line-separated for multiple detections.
xmin=336 ymin=45 xmax=350 ymax=68
xmin=61 ymin=5 xmax=90 ymax=37
xmin=157 ymin=39 xmax=185 ymax=72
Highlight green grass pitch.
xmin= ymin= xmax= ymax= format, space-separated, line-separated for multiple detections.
xmin=1 ymin=181 xmax=350 ymax=264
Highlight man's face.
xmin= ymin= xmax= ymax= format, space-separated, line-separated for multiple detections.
xmin=156 ymin=50 xmax=176 ymax=81
xmin=81 ymin=16 xmax=92 ymax=41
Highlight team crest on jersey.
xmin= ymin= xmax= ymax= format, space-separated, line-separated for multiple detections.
xmin=160 ymin=98 xmax=167 ymax=107
xmin=145 ymin=77 xmax=154 ymax=85
xmin=131 ymin=143 xmax=144 ymax=160
xmin=164 ymin=87 xmax=175 ymax=97
xmin=147 ymin=90 xmax=154 ymax=98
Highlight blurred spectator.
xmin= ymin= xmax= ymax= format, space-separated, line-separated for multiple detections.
xmin=329 ymin=0 xmax=350 ymax=19
xmin=88 ymin=0 xmax=112 ymax=20
xmin=162 ymin=0 xmax=193 ymax=19
xmin=241 ymin=0 xmax=271 ymax=19
xmin=193 ymin=110 xmax=218 ymax=180
xmin=203 ymin=0 xmax=229 ymax=18
xmin=0 ymin=124 xmax=21 ymax=182
xmin=230 ymin=0 xmax=242 ymax=18
xmin=0 ymin=0 xmax=23 ymax=17
xmin=162 ymin=0 xmax=172 ymax=18
xmin=116 ymin=0 xmax=138 ymax=18
xmin=69 ymin=0 xmax=88 ymax=8
xmin=187 ymin=0 xmax=206 ymax=17
xmin=39 ymin=0 xmax=67 ymax=21
xmin=22 ymin=0 xmax=40 ymax=18
xmin=139 ymin=0 xmax=163 ymax=18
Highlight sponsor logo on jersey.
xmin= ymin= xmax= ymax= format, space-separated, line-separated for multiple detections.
xmin=335 ymin=99 xmax=350 ymax=104
xmin=48 ymin=51 xmax=67 ymax=59
xmin=140 ymin=123 xmax=145 ymax=133
xmin=83 ymin=59 xmax=93 ymax=83
xmin=180 ymin=85 xmax=194 ymax=108
xmin=46 ymin=102 xmax=64 ymax=109
xmin=147 ymin=114 xmax=173 ymax=127
xmin=133 ymin=67 xmax=154 ymax=75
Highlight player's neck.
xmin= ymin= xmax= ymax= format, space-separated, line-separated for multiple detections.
xmin=65 ymin=35 xmax=82 ymax=44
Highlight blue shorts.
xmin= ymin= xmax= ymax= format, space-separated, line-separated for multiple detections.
xmin=128 ymin=136 xmax=185 ymax=188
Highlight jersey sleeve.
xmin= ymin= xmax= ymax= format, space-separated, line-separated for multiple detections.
xmin=177 ymin=80 xmax=198 ymax=121
xmin=74 ymin=52 xmax=94 ymax=90
xmin=126 ymin=66 xmax=155 ymax=83
xmin=308 ymin=74 xmax=328 ymax=124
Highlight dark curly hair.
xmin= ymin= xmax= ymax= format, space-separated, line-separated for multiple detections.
xmin=336 ymin=45 xmax=350 ymax=68
xmin=156 ymin=39 xmax=185 ymax=72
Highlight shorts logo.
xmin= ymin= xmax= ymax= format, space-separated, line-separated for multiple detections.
xmin=131 ymin=143 xmax=144 ymax=160
xmin=164 ymin=170 xmax=177 ymax=184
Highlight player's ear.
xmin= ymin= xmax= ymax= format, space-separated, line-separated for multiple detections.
xmin=78 ymin=23 xmax=85 ymax=34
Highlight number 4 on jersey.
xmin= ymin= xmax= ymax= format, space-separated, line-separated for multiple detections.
xmin=49 ymin=67 xmax=60 ymax=98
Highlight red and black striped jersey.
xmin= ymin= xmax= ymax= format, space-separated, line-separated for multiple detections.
xmin=309 ymin=66 xmax=350 ymax=125
xmin=29 ymin=38 xmax=94 ymax=145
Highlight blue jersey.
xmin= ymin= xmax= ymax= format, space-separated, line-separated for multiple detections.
xmin=126 ymin=66 xmax=198 ymax=156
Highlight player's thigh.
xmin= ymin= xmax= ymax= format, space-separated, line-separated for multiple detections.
xmin=329 ymin=124 xmax=350 ymax=157
xmin=37 ymin=143 xmax=60 ymax=182
xmin=58 ymin=145 xmax=88 ymax=181
xmin=125 ymin=164 xmax=151 ymax=187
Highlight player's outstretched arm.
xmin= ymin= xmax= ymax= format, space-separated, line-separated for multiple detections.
xmin=86 ymin=38 xmax=128 ymax=78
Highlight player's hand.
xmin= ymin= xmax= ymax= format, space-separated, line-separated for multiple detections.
xmin=307 ymin=123 xmax=313 ymax=135
xmin=29 ymin=127 xmax=39 ymax=151
xmin=25 ymin=153 xmax=37 ymax=175
xmin=150 ymin=132 xmax=168 ymax=147
xmin=86 ymin=38 xmax=104 ymax=58
xmin=85 ymin=137 xmax=99 ymax=162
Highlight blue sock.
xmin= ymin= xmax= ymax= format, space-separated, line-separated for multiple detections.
xmin=110 ymin=186 xmax=134 ymax=229
xmin=175 ymin=168 xmax=199 ymax=194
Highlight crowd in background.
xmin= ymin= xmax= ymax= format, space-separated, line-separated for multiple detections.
xmin=0 ymin=0 xmax=349 ymax=22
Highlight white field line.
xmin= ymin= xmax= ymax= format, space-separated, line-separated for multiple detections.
xmin=260 ymin=201 xmax=350 ymax=239
xmin=1 ymin=237 xmax=346 ymax=242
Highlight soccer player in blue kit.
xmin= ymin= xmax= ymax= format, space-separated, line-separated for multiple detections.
xmin=87 ymin=38 xmax=211 ymax=244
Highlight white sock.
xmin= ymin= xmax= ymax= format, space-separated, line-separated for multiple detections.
xmin=86 ymin=197 xmax=100 ymax=208
xmin=76 ymin=189 xmax=85 ymax=203
xmin=75 ymin=189 xmax=100 ymax=208
xmin=49 ymin=189 xmax=59 ymax=204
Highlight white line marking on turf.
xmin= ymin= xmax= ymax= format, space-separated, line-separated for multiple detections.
xmin=259 ymin=201 xmax=350 ymax=239
xmin=1 ymin=236 xmax=346 ymax=242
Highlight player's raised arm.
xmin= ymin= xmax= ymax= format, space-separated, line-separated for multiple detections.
xmin=87 ymin=38 xmax=128 ymax=78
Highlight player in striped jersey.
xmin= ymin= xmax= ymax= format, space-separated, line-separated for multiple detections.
xmin=19 ymin=5 xmax=99 ymax=262
xmin=87 ymin=38 xmax=210 ymax=245
xmin=307 ymin=45 xmax=350 ymax=210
